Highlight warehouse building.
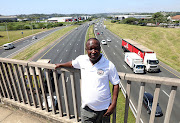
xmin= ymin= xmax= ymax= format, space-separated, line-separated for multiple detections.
xmin=48 ymin=17 xmax=75 ymax=22
xmin=0 ymin=16 xmax=17 ymax=22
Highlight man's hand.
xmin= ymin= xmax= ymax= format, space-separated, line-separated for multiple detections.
xmin=55 ymin=61 xmax=73 ymax=69
xmin=103 ymin=103 xmax=116 ymax=117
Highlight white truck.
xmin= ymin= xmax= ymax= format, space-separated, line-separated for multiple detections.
xmin=122 ymin=39 xmax=160 ymax=72
xmin=124 ymin=52 xmax=145 ymax=73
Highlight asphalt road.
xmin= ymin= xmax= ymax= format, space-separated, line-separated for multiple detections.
xmin=0 ymin=26 xmax=65 ymax=58
xmin=95 ymin=19 xmax=180 ymax=123
xmin=1 ymin=19 xmax=179 ymax=122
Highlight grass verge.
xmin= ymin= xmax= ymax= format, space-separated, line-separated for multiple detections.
xmin=13 ymin=25 xmax=77 ymax=60
xmin=0 ymin=29 xmax=47 ymax=46
xmin=104 ymin=20 xmax=180 ymax=72
xmin=109 ymin=83 xmax=136 ymax=123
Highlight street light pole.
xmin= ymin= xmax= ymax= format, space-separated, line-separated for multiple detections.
xmin=5 ymin=22 xmax=10 ymax=42
xmin=31 ymin=21 xmax=33 ymax=34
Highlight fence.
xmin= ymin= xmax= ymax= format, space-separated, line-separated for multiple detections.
xmin=0 ymin=57 xmax=180 ymax=123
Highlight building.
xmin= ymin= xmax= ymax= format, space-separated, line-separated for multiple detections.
xmin=171 ymin=15 xmax=180 ymax=21
xmin=111 ymin=15 xmax=152 ymax=20
xmin=0 ymin=16 xmax=17 ymax=22
xmin=48 ymin=17 xmax=75 ymax=22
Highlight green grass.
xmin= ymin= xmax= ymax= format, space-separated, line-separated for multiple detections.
xmin=109 ymin=83 xmax=136 ymax=123
xmin=86 ymin=24 xmax=95 ymax=41
xmin=0 ymin=29 xmax=46 ymax=46
xmin=104 ymin=21 xmax=180 ymax=72
xmin=13 ymin=25 xmax=78 ymax=60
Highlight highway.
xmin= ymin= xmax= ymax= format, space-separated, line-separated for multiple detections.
xmin=0 ymin=19 xmax=179 ymax=123
xmin=0 ymin=26 xmax=65 ymax=58
xmin=95 ymin=19 xmax=180 ymax=123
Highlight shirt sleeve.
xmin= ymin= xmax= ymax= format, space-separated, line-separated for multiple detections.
xmin=109 ymin=63 xmax=120 ymax=85
xmin=72 ymin=55 xmax=81 ymax=69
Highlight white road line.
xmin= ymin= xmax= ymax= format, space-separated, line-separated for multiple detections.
xmin=123 ymin=65 xmax=127 ymax=69
xmin=162 ymin=90 xmax=170 ymax=97
xmin=70 ymin=43 xmax=71 ymax=45
xmin=57 ymin=49 xmax=59 ymax=52
xmin=108 ymin=45 xmax=109 ymax=47
xmin=113 ymin=52 xmax=116 ymax=55
xmin=66 ymin=77 xmax=69 ymax=83
xmin=117 ymin=41 xmax=118 ymax=42
xmin=115 ymin=45 xmax=117 ymax=47
xmin=75 ymin=50 xmax=76 ymax=52
xmin=77 ymin=44 xmax=78 ymax=45
xmin=60 ymin=59 xmax=62 ymax=62
xmin=66 ymin=50 xmax=68 ymax=52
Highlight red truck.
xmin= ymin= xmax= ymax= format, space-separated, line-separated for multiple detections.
xmin=122 ymin=39 xmax=160 ymax=72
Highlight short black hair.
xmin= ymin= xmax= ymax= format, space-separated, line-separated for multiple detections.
xmin=86 ymin=38 xmax=100 ymax=48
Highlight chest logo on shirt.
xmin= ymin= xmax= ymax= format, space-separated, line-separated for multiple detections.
xmin=97 ymin=69 xmax=104 ymax=76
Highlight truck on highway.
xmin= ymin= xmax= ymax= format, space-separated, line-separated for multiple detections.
xmin=122 ymin=39 xmax=160 ymax=72
xmin=124 ymin=52 xmax=145 ymax=73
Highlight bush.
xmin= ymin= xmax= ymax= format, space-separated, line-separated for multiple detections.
xmin=24 ymin=26 xmax=31 ymax=29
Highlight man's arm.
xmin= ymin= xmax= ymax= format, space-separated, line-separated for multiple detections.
xmin=55 ymin=61 xmax=73 ymax=69
xmin=104 ymin=84 xmax=119 ymax=117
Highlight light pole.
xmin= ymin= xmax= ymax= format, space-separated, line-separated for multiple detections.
xmin=31 ymin=21 xmax=34 ymax=34
xmin=5 ymin=22 xmax=10 ymax=42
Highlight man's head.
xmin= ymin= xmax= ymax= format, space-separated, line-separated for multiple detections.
xmin=86 ymin=38 xmax=101 ymax=63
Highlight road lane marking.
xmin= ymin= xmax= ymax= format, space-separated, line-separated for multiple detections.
xmin=159 ymin=64 xmax=180 ymax=79
xmin=123 ymin=65 xmax=127 ymax=69
xmin=115 ymin=45 xmax=117 ymax=47
xmin=113 ymin=52 xmax=116 ymax=55
xmin=66 ymin=50 xmax=68 ymax=52
xmin=66 ymin=77 xmax=69 ymax=83
xmin=60 ymin=59 xmax=62 ymax=62
xmin=77 ymin=44 xmax=78 ymax=45
xmin=75 ymin=50 xmax=76 ymax=52
xmin=162 ymin=90 xmax=170 ymax=97
xmin=57 ymin=49 xmax=59 ymax=52
xmin=70 ymin=43 xmax=71 ymax=45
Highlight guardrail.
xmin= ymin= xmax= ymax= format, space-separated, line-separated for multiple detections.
xmin=0 ymin=58 xmax=179 ymax=123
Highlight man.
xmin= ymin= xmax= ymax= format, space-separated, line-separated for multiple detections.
xmin=55 ymin=38 xmax=120 ymax=123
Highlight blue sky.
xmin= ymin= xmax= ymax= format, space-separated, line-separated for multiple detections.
xmin=1 ymin=0 xmax=180 ymax=15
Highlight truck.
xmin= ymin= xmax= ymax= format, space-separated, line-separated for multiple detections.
xmin=122 ymin=39 xmax=160 ymax=72
xmin=124 ymin=52 xmax=145 ymax=73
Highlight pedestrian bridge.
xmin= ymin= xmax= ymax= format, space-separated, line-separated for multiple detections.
xmin=0 ymin=58 xmax=179 ymax=123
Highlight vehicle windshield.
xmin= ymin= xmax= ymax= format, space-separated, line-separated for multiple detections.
xmin=149 ymin=60 xmax=159 ymax=65
xmin=136 ymin=65 xmax=144 ymax=69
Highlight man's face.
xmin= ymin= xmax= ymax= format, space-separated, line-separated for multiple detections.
xmin=86 ymin=39 xmax=101 ymax=62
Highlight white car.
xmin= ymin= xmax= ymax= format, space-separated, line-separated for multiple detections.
xmin=32 ymin=36 xmax=37 ymax=40
xmin=101 ymin=40 xmax=107 ymax=45
xmin=107 ymin=38 xmax=111 ymax=42
xmin=3 ymin=43 xmax=15 ymax=50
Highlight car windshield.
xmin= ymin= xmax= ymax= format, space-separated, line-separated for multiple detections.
xmin=136 ymin=65 xmax=144 ymax=69
xmin=149 ymin=60 xmax=159 ymax=65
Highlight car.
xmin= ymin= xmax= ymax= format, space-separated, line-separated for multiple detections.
xmin=107 ymin=38 xmax=111 ymax=42
xmin=143 ymin=93 xmax=163 ymax=116
xmin=97 ymin=32 xmax=100 ymax=35
xmin=32 ymin=36 xmax=37 ymax=40
xmin=101 ymin=40 xmax=107 ymax=45
xmin=3 ymin=43 xmax=15 ymax=50
xmin=95 ymin=28 xmax=98 ymax=31
xmin=75 ymin=27 xmax=78 ymax=30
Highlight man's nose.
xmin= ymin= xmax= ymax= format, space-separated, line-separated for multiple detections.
xmin=91 ymin=49 xmax=96 ymax=53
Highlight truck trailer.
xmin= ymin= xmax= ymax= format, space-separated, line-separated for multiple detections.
xmin=124 ymin=52 xmax=145 ymax=73
xmin=122 ymin=39 xmax=160 ymax=72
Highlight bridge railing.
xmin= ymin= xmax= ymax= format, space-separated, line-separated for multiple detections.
xmin=0 ymin=58 xmax=180 ymax=123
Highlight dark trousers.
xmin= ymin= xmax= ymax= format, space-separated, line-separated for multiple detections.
xmin=81 ymin=106 xmax=110 ymax=123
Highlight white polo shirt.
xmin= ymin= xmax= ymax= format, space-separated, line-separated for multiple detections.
xmin=72 ymin=54 xmax=120 ymax=111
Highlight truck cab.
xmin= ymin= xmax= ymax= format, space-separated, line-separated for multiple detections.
xmin=144 ymin=53 xmax=160 ymax=72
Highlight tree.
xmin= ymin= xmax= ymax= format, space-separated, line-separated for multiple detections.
xmin=152 ymin=12 xmax=166 ymax=24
